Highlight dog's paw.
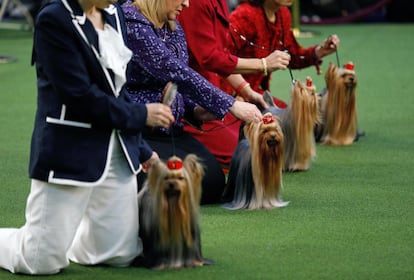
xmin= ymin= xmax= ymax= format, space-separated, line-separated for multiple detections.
xmin=270 ymin=198 xmax=289 ymax=209
xmin=202 ymin=258 xmax=214 ymax=265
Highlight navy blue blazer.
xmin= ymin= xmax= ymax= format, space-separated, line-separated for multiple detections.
xmin=30 ymin=0 xmax=152 ymax=186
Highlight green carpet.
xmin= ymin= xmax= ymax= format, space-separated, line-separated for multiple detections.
xmin=1 ymin=23 xmax=413 ymax=279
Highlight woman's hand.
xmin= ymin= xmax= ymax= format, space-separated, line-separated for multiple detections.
xmin=145 ymin=103 xmax=175 ymax=128
xmin=238 ymin=86 xmax=269 ymax=110
xmin=265 ymin=50 xmax=291 ymax=72
xmin=315 ymin=34 xmax=340 ymax=58
xmin=141 ymin=151 xmax=159 ymax=173
xmin=229 ymin=100 xmax=262 ymax=123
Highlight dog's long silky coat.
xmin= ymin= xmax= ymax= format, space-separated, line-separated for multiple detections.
xmin=222 ymin=113 xmax=288 ymax=210
xmin=265 ymin=79 xmax=319 ymax=171
xmin=137 ymin=155 xmax=209 ymax=269
xmin=315 ymin=62 xmax=358 ymax=146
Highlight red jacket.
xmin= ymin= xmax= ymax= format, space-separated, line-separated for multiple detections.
xmin=177 ymin=0 xmax=238 ymax=88
xmin=228 ymin=4 xmax=321 ymax=91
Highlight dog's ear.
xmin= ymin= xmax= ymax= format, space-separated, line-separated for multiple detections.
xmin=243 ymin=120 xmax=258 ymax=142
xmin=183 ymin=154 xmax=204 ymax=179
xmin=292 ymin=80 xmax=302 ymax=96
xmin=183 ymin=154 xmax=204 ymax=203
xmin=325 ymin=63 xmax=337 ymax=88
xmin=146 ymin=159 xmax=165 ymax=188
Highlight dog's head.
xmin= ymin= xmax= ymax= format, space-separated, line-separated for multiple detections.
xmin=146 ymin=155 xmax=203 ymax=207
xmin=341 ymin=62 xmax=357 ymax=90
xmin=244 ymin=112 xmax=283 ymax=157
xmin=292 ymin=77 xmax=317 ymax=99
xmin=326 ymin=62 xmax=357 ymax=93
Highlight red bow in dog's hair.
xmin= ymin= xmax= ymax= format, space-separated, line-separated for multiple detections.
xmin=167 ymin=159 xmax=183 ymax=170
xmin=306 ymin=76 xmax=313 ymax=87
xmin=262 ymin=115 xmax=275 ymax=124
xmin=344 ymin=62 xmax=355 ymax=71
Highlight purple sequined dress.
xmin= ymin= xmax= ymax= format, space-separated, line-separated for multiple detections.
xmin=122 ymin=1 xmax=235 ymax=133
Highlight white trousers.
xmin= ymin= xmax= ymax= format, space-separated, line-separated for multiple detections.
xmin=0 ymin=140 xmax=141 ymax=275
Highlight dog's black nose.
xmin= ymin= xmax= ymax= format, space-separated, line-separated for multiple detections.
xmin=267 ymin=139 xmax=279 ymax=146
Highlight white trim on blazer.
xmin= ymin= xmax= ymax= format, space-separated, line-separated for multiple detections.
xmin=46 ymin=104 xmax=92 ymax=128
xmin=61 ymin=0 xmax=120 ymax=97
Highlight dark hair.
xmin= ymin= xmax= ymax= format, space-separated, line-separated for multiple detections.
xmin=248 ymin=0 xmax=264 ymax=7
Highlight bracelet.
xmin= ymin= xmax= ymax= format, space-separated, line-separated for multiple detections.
xmin=261 ymin=58 xmax=268 ymax=76
xmin=235 ymin=81 xmax=250 ymax=96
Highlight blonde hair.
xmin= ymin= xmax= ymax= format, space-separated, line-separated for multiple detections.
xmin=132 ymin=0 xmax=176 ymax=30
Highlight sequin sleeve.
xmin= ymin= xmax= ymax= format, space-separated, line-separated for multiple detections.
xmin=122 ymin=3 xmax=235 ymax=120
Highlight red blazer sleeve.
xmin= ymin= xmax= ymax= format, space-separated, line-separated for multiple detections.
xmin=178 ymin=0 xmax=238 ymax=77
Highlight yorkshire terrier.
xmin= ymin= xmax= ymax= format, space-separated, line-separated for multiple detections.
xmin=137 ymin=155 xmax=209 ymax=269
xmin=264 ymin=77 xmax=319 ymax=171
xmin=222 ymin=113 xmax=288 ymax=210
xmin=315 ymin=62 xmax=358 ymax=146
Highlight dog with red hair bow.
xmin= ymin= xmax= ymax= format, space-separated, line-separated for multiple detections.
xmin=222 ymin=113 xmax=288 ymax=210
xmin=137 ymin=155 xmax=210 ymax=269
xmin=264 ymin=77 xmax=319 ymax=171
xmin=315 ymin=62 xmax=358 ymax=146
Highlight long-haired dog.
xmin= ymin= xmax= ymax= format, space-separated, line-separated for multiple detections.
xmin=264 ymin=77 xmax=319 ymax=171
xmin=314 ymin=62 xmax=358 ymax=146
xmin=137 ymin=155 xmax=209 ymax=269
xmin=222 ymin=113 xmax=289 ymax=210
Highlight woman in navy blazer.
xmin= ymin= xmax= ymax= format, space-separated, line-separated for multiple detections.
xmin=0 ymin=0 xmax=174 ymax=275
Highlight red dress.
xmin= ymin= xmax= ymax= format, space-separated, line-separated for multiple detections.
xmin=228 ymin=4 xmax=321 ymax=93
xmin=178 ymin=0 xmax=238 ymax=88
xmin=178 ymin=0 xmax=242 ymax=167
